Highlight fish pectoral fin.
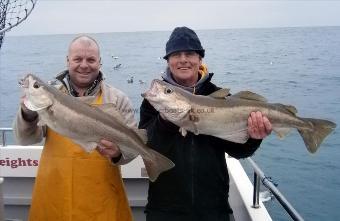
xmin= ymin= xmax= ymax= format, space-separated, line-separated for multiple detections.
xmin=273 ymin=127 xmax=292 ymax=139
xmin=192 ymin=123 xmax=200 ymax=135
xmin=209 ymin=88 xmax=230 ymax=99
xmin=217 ymin=129 xmax=249 ymax=144
xmin=179 ymin=128 xmax=188 ymax=136
xmin=232 ymin=91 xmax=267 ymax=102
xmin=37 ymin=119 xmax=46 ymax=127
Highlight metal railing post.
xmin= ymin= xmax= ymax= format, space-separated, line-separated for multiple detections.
xmin=247 ymin=158 xmax=305 ymax=221
xmin=0 ymin=128 xmax=13 ymax=147
xmin=1 ymin=130 xmax=6 ymax=146
xmin=252 ymin=172 xmax=260 ymax=208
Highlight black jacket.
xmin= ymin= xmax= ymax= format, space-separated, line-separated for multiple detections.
xmin=139 ymin=76 xmax=261 ymax=215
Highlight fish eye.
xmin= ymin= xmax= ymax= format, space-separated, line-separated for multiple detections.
xmin=164 ymin=88 xmax=173 ymax=94
xmin=33 ymin=82 xmax=40 ymax=89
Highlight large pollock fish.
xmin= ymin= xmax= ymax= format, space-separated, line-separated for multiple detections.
xmin=142 ymin=79 xmax=336 ymax=153
xmin=20 ymin=74 xmax=174 ymax=181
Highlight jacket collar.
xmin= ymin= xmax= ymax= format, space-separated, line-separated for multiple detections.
xmin=55 ymin=70 xmax=103 ymax=97
xmin=161 ymin=66 xmax=213 ymax=94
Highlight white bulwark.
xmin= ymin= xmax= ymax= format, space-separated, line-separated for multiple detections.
xmin=0 ymin=145 xmax=147 ymax=178
xmin=1 ymin=146 xmax=274 ymax=221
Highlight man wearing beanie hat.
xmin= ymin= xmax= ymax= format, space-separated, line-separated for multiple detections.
xmin=139 ymin=26 xmax=272 ymax=221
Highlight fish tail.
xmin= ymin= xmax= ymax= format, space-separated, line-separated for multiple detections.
xmin=143 ymin=149 xmax=175 ymax=182
xmin=298 ymin=118 xmax=336 ymax=153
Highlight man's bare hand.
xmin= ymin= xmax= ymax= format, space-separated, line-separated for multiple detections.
xmin=96 ymin=139 xmax=122 ymax=159
xmin=248 ymin=111 xmax=272 ymax=139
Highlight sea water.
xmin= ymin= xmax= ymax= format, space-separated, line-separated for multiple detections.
xmin=1 ymin=26 xmax=339 ymax=221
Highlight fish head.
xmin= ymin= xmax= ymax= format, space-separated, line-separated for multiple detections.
xmin=20 ymin=74 xmax=53 ymax=111
xmin=142 ymin=79 xmax=191 ymax=122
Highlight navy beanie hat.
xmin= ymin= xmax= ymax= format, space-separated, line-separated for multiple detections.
xmin=163 ymin=26 xmax=205 ymax=60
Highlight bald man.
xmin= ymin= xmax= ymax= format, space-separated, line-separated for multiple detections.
xmin=13 ymin=35 xmax=136 ymax=221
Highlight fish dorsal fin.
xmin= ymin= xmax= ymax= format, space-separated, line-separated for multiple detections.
xmin=133 ymin=128 xmax=148 ymax=144
xmin=276 ymin=104 xmax=298 ymax=115
xmin=209 ymin=88 xmax=230 ymax=99
xmin=232 ymin=91 xmax=267 ymax=102
xmin=284 ymin=105 xmax=298 ymax=115
xmin=76 ymin=96 xmax=96 ymax=104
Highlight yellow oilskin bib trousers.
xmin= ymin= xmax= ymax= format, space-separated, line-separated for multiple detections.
xmin=28 ymin=91 xmax=133 ymax=221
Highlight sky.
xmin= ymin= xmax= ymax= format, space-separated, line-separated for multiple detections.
xmin=6 ymin=0 xmax=340 ymax=36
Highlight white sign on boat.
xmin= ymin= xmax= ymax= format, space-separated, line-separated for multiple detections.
xmin=0 ymin=145 xmax=147 ymax=179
